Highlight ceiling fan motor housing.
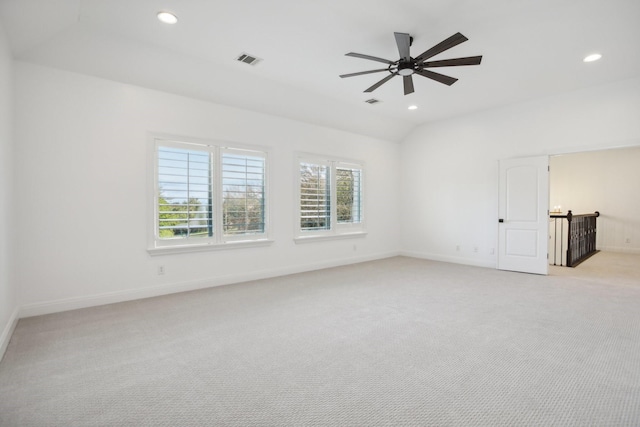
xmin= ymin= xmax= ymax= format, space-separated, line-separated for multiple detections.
xmin=397 ymin=61 xmax=415 ymax=76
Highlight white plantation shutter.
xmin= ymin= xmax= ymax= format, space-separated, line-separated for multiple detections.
xmin=299 ymin=161 xmax=331 ymax=231
xmin=222 ymin=149 xmax=267 ymax=237
xmin=157 ymin=145 xmax=213 ymax=241
xmin=336 ymin=164 xmax=362 ymax=224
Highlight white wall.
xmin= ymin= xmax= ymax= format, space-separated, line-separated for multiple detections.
xmin=13 ymin=62 xmax=401 ymax=316
xmin=0 ymin=22 xmax=17 ymax=357
xmin=551 ymin=147 xmax=640 ymax=254
xmin=400 ymin=76 xmax=640 ymax=267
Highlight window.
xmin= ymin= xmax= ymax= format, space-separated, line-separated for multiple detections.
xmin=157 ymin=145 xmax=213 ymax=241
xmin=300 ymin=161 xmax=331 ymax=231
xmin=297 ymin=155 xmax=364 ymax=239
xmin=221 ymin=149 xmax=266 ymax=236
xmin=336 ymin=165 xmax=362 ymax=225
xmin=151 ymin=138 xmax=269 ymax=252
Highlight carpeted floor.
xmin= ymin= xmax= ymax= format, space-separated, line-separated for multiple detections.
xmin=1 ymin=253 xmax=639 ymax=426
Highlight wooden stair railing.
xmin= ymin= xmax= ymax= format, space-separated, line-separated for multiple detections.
xmin=549 ymin=211 xmax=600 ymax=267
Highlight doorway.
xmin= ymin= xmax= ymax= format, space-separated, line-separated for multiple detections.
xmin=548 ymin=145 xmax=640 ymax=274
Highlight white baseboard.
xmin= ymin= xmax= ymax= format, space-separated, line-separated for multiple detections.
xmin=400 ymin=250 xmax=497 ymax=269
xmin=19 ymin=251 xmax=401 ymax=319
xmin=598 ymin=246 xmax=640 ymax=255
xmin=0 ymin=306 xmax=19 ymax=363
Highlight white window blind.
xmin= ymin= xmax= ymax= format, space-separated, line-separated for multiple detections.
xmin=157 ymin=145 xmax=213 ymax=241
xmin=336 ymin=165 xmax=362 ymax=224
xmin=222 ymin=149 xmax=266 ymax=236
xmin=299 ymin=161 xmax=331 ymax=231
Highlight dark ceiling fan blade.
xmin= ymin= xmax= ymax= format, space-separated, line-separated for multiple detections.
xmin=394 ymin=32 xmax=411 ymax=61
xmin=364 ymin=73 xmax=397 ymax=92
xmin=415 ymin=69 xmax=458 ymax=86
xmin=415 ymin=32 xmax=468 ymax=62
xmin=420 ymin=55 xmax=483 ymax=68
xmin=345 ymin=52 xmax=395 ymax=65
xmin=340 ymin=69 xmax=390 ymax=78
xmin=403 ymin=75 xmax=414 ymax=95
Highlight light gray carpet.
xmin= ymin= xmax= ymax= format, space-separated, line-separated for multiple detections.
xmin=1 ymin=254 xmax=640 ymax=426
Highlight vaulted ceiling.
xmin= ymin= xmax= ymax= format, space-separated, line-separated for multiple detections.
xmin=1 ymin=0 xmax=639 ymax=141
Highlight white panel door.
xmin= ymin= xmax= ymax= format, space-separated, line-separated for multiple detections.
xmin=498 ymin=156 xmax=549 ymax=275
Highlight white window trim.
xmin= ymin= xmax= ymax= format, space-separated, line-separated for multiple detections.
xmin=148 ymin=134 xmax=272 ymax=255
xmin=294 ymin=153 xmax=365 ymax=243
xmin=294 ymin=231 xmax=367 ymax=244
xmin=147 ymin=238 xmax=274 ymax=256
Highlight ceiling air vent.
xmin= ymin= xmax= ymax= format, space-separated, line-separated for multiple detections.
xmin=236 ymin=53 xmax=261 ymax=66
xmin=365 ymin=98 xmax=380 ymax=104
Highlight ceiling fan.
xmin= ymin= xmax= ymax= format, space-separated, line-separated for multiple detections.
xmin=340 ymin=32 xmax=482 ymax=96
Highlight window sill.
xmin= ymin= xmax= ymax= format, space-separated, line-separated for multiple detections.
xmin=147 ymin=239 xmax=274 ymax=256
xmin=294 ymin=231 xmax=367 ymax=244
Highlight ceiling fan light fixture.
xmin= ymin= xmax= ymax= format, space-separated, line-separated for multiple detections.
xmin=157 ymin=11 xmax=178 ymax=24
xmin=397 ymin=60 xmax=415 ymax=76
xmin=583 ymin=53 xmax=602 ymax=63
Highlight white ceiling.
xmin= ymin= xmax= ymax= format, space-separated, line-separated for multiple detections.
xmin=1 ymin=0 xmax=639 ymax=141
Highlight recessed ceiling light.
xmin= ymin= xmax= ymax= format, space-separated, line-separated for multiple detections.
xmin=157 ymin=11 xmax=178 ymax=24
xmin=408 ymin=105 xmax=418 ymax=110
xmin=583 ymin=53 xmax=602 ymax=63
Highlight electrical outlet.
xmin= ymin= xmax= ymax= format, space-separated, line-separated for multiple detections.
xmin=489 ymin=248 xmax=495 ymax=255
xmin=456 ymin=245 xmax=460 ymax=252
xmin=626 ymin=238 xmax=631 ymax=244
xmin=473 ymin=246 xmax=478 ymax=253
xmin=158 ymin=265 xmax=165 ymax=275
